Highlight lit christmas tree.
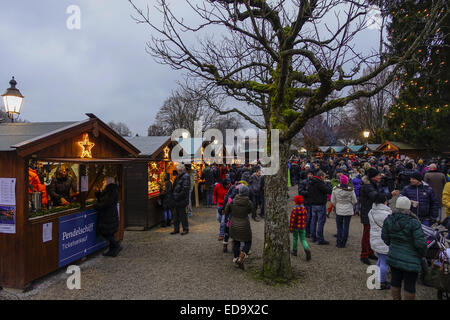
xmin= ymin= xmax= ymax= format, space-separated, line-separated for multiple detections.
xmin=383 ymin=1 xmax=449 ymax=153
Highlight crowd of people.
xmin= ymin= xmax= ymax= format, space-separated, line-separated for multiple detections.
xmin=156 ymin=154 xmax=450 ymax=299
xmin=290 ymin=154 xmax=450 ymax=300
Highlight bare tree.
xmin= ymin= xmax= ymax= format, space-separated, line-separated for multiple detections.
xmin=337 ymin=65 xmax=399 ymax=143
xmin=129 ymin=0 xmax=447 ymax=281
xmin=301 ymin=114 xmax=333 ymax=152
xmin=147 ymin=123 xmax=169 ymax=136
xmin=108 ymin=121 xmax=132 ymax=137
xmin=152 ymin=87 xmax=217 ymax=135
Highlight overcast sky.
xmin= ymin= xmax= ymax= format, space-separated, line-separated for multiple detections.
xmin=1 ymin=1 xmax=382 ymax=136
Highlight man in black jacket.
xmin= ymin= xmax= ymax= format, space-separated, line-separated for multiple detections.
xmin=201 ymin=164 xmax=215 ymax=207
xmin=308 ymin=171 xmax=332 ymax=245
xmin=359 ymin=167 xmax=398 ymax=265
xmin=171 ymin=164 xmax=191 ymax=235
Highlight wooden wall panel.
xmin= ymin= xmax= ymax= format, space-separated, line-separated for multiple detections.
xmin=0 ymin=152 xmax=26 ymax=288
xmin=36 ymin=131 xmax=128 ymax=159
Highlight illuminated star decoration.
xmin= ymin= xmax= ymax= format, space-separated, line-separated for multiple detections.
xmin=78 ymin=133 xmax=95 ymax=158
xmin=163 ymin=146 xmax=170 ymax=160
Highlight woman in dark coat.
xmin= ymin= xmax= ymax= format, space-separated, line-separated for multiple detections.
xmin=382 ymin=196 xmax=427 ymax=300
xmin=225 ymin=185 xmax=253 ymax=269
xmin=161 ymin=173 xmax=175 ymax=227
xmin=94 ymin=177 xmax=121 ymax=257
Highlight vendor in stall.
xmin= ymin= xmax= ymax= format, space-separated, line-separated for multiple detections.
xmin=28 ymin=161 xmax=48 ymax=209
xmin=48 ymin=165 xmax=79 ymax=207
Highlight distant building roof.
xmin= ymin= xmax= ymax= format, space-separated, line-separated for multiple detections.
xmin=0 ymin=122 xmax=78 ymax=151
xmin=349 ymin=145 xmax=364 ymax=152
xmin=125 ymin=136 xmax=171 ymax=157
xmin=330 ymin=146 xmax=345 ymax=153
xmin=367 ymin=144 xmax=381 ymax=151
xmin=387 ymin=141 xmax=422 ymax=150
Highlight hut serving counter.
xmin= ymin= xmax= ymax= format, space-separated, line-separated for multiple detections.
xmin=0 ymin=114 xmax=139 ymax=289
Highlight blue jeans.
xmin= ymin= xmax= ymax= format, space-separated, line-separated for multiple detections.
xmin=310 ymin=205 xmax=327 ymax=243
xmin=206 ymin=189 xmax=214 ymax=206
xmin=305 ymin=205 xmax=312 ymax=237
xmin=217 ymin=208 xmax=225 ymax=237
xmin=376 ymin=253 xmax=388 ymax=283
xmin=163 ymin=209 xmax=172 ymax=221
xmin=336 ymin=215 xmax=352 ymax=247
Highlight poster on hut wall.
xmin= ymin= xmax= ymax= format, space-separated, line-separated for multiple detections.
xmin=0 ymin=205 xmax=16 ymax=234
xmin=58 ymin=209 xmax=107 ymax=268
xmin=0 ymin=178 xmax=16 ymax=206
xmin=0 ymin=178 xmax=16 ymax=234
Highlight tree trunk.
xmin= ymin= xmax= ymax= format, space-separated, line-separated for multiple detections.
xmin=262 ymin=140 xmax=292 ymax=281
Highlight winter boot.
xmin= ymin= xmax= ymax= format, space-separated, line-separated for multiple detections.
xmin=379 ymin=282 xmax=391 ymax=290
xmin=291 ymin=250 xmax=297 ymax=256
xmin=391 ymin=286 xmax=402 ymax=300
xmin=403 ymin=291 xmax=416 ymax=300
xmin=305 ymin=249 xmax=311 ymax=261
xmin=223 ymin=243 xmax=228 ymax=253
xmin=237 ymin=251 xmax=246 ymax=270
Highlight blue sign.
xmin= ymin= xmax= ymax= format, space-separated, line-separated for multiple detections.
xmin=58 ymin=209 xmax=107 ymax=268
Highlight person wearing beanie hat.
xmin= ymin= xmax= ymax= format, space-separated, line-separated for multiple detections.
xmin=289 ymin=195 xmax=311 ymax=260
xmin=340 ymin=174 xmax=349 ymax=185
xmin=214 ymin=176 xmax=232 ymax=243
xmin=367 ymin=167 xmax=380 ymax=180
xmin=221 ymin=180 xmax=251 ymax=252
xmin=400 ymin=169 xmax=440 ymax=227
xmin=368 ymin=193 xmax=392 ymax=290
xmin=331 ymin=175 xmax=357 ymax=248
xmin=224 ymin=184 xmax=253 ymax=270
xmin=381 ymin=196 xmax=427 ymax=300
xmin=359 ymin=165 xmax=398 ymax=265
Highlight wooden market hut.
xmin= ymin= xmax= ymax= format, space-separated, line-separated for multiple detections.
xmin=0 ymin=114 xmax=139 ymax=289
xmin=376 ymin=141 xmax=427 ymax=159
xmin=123 ymin=136 xmax=173 ymax=230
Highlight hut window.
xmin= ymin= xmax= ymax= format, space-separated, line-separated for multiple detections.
xmin=28 ymin=160 xmax=81 ymax=218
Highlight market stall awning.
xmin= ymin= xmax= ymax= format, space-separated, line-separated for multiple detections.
xmin=329 ymin=146 xmax=345 ymax=153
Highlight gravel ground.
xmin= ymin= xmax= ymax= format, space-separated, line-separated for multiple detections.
xmin=0 ymin=187 xmax=437 ymax=300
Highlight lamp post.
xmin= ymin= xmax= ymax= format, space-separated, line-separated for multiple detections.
xmin=363 ymin=130 xmax=370 ymax=154
xmin=2 ymin=77 xmax=24 ymax=123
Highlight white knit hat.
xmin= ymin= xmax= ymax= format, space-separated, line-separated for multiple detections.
xmin=396 ymin=196 xmax=411 ymax=210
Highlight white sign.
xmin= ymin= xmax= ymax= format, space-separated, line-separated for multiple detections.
xmin=0 ymin=178 xmax=16 ymax=206
xmin=81 ymin=176 xmax=88 ymax=192
xmin=43 ymin=222 xmax=53 ymax=243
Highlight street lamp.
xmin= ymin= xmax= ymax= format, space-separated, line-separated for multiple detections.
xmin=2 ymin=77 xmax=24 ymax=123
xmin=363 ymin=130 xmax=370 ymax=139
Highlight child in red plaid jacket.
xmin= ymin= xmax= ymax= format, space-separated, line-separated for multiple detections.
xmin=290 ymin=195 xmax=311 ymax=260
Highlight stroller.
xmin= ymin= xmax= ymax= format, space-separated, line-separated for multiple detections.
xmin=422 ymin=218 xmax=450 ymax=300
